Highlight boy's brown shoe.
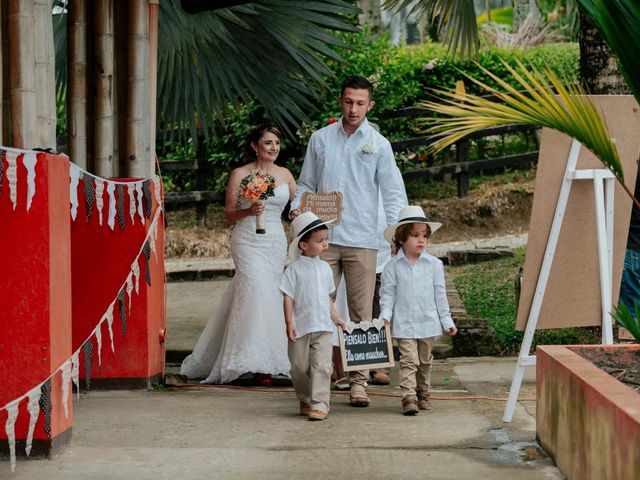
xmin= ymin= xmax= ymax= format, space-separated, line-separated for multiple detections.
xmin=417 ymin=393 xmax=432 ymax=410
xmin=299 ymin=402 xmax=312 ymax=416
xmin=349 ymin=384 xmax=370 ymax=407
xmin=402 ymin=397 xmax=419 ymax=416
xmin=308 ymin=410 xmax=327 ymax=421
xmin=370 ymin=371 xmax=390 ymax=385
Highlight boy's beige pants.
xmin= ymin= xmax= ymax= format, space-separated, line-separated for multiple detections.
xmin=397 ymin=338 xmax=434 ymax=399
xmin=288 ymin=331 xmax=333 ymax=413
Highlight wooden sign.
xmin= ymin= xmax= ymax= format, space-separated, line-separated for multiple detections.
xmin=300 ymin=191 xmax=343 ymax=225
xmin=338 ymin=320 xmax=394 ymax=372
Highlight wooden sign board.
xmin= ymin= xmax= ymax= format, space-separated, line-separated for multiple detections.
xmin=338 ymin=321 xmax=394 ymax=372
xmin=300 ymin=191 xmax=343 ymax=225
xmin=516 ymin=95 xmax=640 ymax=330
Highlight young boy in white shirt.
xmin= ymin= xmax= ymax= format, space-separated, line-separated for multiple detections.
xmin=379 ymin=206 xmax=458 ymax=416
xmin=280 ymin=212 xmax=345 ymax=421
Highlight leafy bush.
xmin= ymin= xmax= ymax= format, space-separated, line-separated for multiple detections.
xmin=451 ymin=247 xmax=600 ymax=354
xmin=160 ymin=29 xmax=578 ymax=195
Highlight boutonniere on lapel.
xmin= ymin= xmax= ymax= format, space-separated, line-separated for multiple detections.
xmin=362 ymin=144 xmax=374 ymax=155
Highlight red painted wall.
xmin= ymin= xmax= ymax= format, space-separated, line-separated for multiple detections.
xmin=70 ymin=177 xmax=165 ymax=385
xmin=0 ymin=152 xmax=72 ymax=444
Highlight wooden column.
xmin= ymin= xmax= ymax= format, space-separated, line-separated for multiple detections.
xmin=8 ymin=0 xmax=37 ymax=149
xmin=126 ymin=0 xmax=150 ymax=178
xmin=33 ymin=0 xmax=56 ymax=149
xmin=94 ymin=0 xmax=114 ymax=177
xmin=68 ymin=0 xmax=88 ymax=168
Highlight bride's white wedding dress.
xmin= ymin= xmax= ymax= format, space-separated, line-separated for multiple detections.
xmin=181 ymin=184 xmax=291 ymax=383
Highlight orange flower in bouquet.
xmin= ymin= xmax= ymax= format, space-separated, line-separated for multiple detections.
xmin=238 ymin=169 xmax=276 ymax=234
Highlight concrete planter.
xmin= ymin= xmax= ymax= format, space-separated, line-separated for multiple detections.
xmin=536 ymin=345 xmax=640 ymax=480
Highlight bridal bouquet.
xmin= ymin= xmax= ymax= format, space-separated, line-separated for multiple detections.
xmin=238 ymin=169 xmax=276 ymax=234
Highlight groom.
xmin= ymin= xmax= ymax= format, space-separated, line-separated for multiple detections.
xmin=290 ymin=75 xmax=407 ymax=407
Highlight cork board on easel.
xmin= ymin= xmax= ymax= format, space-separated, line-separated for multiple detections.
xmin=516 ymin=96 xmax=640 ymax=330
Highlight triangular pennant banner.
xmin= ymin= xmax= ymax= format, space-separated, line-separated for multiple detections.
xmin=127 ymin=183 xmax=137 ymax=225
xmin=4 ymin=399 xmax=19 ymax=472
xmin=26 ymin=387 xmax=42 ymax=456
xmin=126 ymin=274 xmax=134 ymax=313
xmin=117 ymin=287 xmax=127 ymax=335
xmin=95 ymin=179 xmax=105 ymax=226
xmin=6 ymin=151 xmax=18 ymax=210
xmin=71 ymin=351 xmax=80 ymax=402
xmin=82 ymin=339 xmax=93 ymax=391
xmin=131 ymin=260 xmax=140 ymax=295
xmin=23 ymin=152 xmax=38 ymax=212
xmin=135 ymin=182 xmax=144 ymax=223
xmin=142 ymin=179 xmax=152 ymax=219
xmin=107 ymin=181 xmax=116 ymax=230
xmin=116 ymin=184 xmax=125 ymax=229
xmin=39 ymin=379 xmax=52 ymax=437
xmin=0 ymin=149 xmax=5 ymax=196
xmin=142 ymin=241 xmax=152 ymax=286
xmin=69 ymin=164 xmax=80 ymax=221
xmin=60 ymin=360 xmax=72 ymax=418
xmin=105 ymin=303 xmax=115 ymax=353
xmin=83 ymin=173 xmax=95 ymax=220
xmin=95 ymin=326 xmax=103 ymax=366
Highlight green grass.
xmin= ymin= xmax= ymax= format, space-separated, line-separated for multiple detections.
xmin=450 ymin=246 xmax=601 ymax=354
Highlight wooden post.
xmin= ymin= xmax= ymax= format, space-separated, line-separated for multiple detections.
xmin=455 ymin=139 xmax=470 ymax=197
xmin=8 ymin=0 xmax=37 ymax=149
xmin=33 ymin=0 xmax=56 ymax=150
xmin=94 ymin=0 xmax=114 ymax=178
xmin=126 ymin=0 xmax=150 ymax=178
xmin=68 ymin=0 xmax=88 ymax=168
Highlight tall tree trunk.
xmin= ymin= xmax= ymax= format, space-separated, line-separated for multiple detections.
xmin=579 ymin=10 xmax=630 ymax=95
xmin=149 ymin=0 xmax=159 ymax=177
xmin=94 ymin=0 xmax=114 ymax=177
xmin=126 ymin=0 xmax=149 ymax=178
xmin=0 ymin=2 xmax=8 ymax=144
xmin=33 ymin=0 xmax=56 ymax=149
xmin=512 ymin=0 xmax=540 ymax=32
xmin=357 ymin=0 xmax=381 ymax=33
xmin=68 ymin=0 xmax=88 ymax=168
xmin=8 ymin=0 xmax=37 ymax=149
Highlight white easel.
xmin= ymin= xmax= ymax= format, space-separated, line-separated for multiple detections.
xmin=502 ymin=139 xmax=615 ymax=422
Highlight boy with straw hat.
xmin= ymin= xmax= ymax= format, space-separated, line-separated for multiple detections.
xmin=280 ymin=212 xmax=346 ymax=421
xmin=379 ymin=206 xmax=457 ymax=415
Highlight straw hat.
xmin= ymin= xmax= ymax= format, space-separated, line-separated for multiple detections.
xmin=287 ymin=211 xmax=334 ymax=263
xmin=383 ymin=205 xmax=442 ymax=244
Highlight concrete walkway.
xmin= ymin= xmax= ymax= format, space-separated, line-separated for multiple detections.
xmin=7 ymin=358 xmax=552 ymax=480
xmin=4 ymin=233 xmax=559 ymax=479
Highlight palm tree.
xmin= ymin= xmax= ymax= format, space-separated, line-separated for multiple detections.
xmin=54 ymin=0 xmax=358 ymax=148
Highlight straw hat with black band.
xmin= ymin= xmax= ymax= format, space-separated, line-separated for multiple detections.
xmin=383 ymin=205 xmax=442 ymax=244
xmin=287 ymin=211 xmax=334 ymax=263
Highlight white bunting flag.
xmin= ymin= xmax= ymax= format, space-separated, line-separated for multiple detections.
xmin=4 ymin=399 xmax=19 ymax=472
xmin=5 ymin=151 xmax=18 ymax=210
xmin=135 ymin=182 xmax=144 ymax=223
xmin=126 ymin=273 xmax=134 ymax=313
xmin=153 ymin=175 xmax=162 ymax=205
xmin=26 ymin=387 xmax=42 ymax=455
xmin=95 ymin=324 xmax=103 ymax=366
xmin=60 ymin=360 xmax=72 ymax=419
xmin=71 ymin=351 xmax=80 ymax=402
xmin=131 ymin=260 xmax=140 ymax=295
xmin=105 ymin=302 xmax=115 ymax=353
xmin=69 ymin=164 xmax=81 ymax=221
xmin=127 ymin=183 xmax=136 ymax=225
xmin=107 ymin=181 xmax=116 ymax=230
xmin=23 ymin=152 xmax=37 ymax=212
xmin=95 ymin=179 xmax=105 ymax=226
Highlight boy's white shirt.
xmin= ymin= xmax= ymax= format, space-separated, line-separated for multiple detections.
xmin=379 ymin=248 xmax=455 ymax=339
xmin=279 ymin=255 xmax=336 ymax=339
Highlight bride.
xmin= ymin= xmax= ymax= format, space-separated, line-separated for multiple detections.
xmin=181 ymin=125 xmax=296 ymax=385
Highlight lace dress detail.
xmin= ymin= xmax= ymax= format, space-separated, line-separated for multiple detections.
xmin=181 ymin=184 xmax=291 ymax=383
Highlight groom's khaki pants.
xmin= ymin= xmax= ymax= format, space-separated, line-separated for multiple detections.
xmin=323 ymin=244 xmax=377 ymax=387
xmin=288 ymin=331 xmax=333 ymax=413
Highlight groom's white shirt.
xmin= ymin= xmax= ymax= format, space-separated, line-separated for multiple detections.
xmin=291 ymin=118 xmax=407 ymax=250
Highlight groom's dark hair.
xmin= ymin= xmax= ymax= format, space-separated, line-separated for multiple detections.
xmin=341 ymin=76 xmax=374 ymax=99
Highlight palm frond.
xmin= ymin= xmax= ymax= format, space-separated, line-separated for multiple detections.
xmin=611 ymin=301 xmax=640 ymax=342
xmin=421 ymin=61 xmax=626 ymax=187
xmin=578 ymin=0 xmax=640 ymax=104
xmin=383 ymin=0 xmax=478 ymax=59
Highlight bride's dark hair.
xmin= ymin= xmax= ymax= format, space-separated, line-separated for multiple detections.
xmin=244 ymin=124 xmax=282 ymax=160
